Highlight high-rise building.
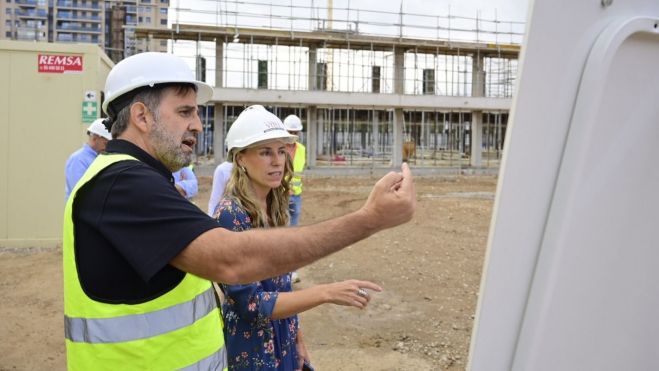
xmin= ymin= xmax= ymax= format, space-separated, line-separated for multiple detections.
xmin=52 ymin=0 xmax=105 ymax=45
xmin=105 ymin=0 xmax=169 ymax=62
xmin=1 ymin=0 xmax=49 ymax=42
xmin=0 ymin=0 xmax=168 ymax=61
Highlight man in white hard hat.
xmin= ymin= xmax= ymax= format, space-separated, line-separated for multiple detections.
xmin=64 ymin=118 xmax=112 ymax=200
xmin=62 ymin=52 xmax=416 ymax=370
xmin=283 ymin=114 xmax=305 ymax=227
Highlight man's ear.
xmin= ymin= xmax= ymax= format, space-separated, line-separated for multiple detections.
xmin=130 ymin=102 xmax=150 ymax=133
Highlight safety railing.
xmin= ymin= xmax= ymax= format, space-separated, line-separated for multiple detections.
xmin=169 ymin=0 xmax=525 ymax=45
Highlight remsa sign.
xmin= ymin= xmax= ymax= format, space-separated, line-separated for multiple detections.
xmin=38 ymin=54 xmax=83 ymax=74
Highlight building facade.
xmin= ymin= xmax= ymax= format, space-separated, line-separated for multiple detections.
xmin=1 ymin=0 xmax=49 ymax=42
xmin=135 ymin=0 xmax=524 ymax=171
xmin=0 ymin=0 xmax=168 ymax=61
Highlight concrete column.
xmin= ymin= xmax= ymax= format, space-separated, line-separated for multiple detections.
xmin=213 ymin=103 xmax=225 ymax=164
xmin=307 ymin=45 xmax=320 ymax=167
xmin=308 ymin=45 xmax=317 ymax=91
xmin=372 ymin=110 xmax=379 ymax=157
xmin=470 ymin=53 xmax=485 ymax=167
xmin=470 ymin=113 xmax=482 ymax=166
xmin=392 ymin=47 xmax=405 ymax=167
xmin=394 ymin=47 xmax=405 ymax=95
xmin=393 ymin=109 xmax=404 ymax=166
xmin=306 ymin=106 xmax=317 ymax=167
xmin=212 ymin=40 xmax=225 ymax=164
xmin=317 ymin=109 xmax=324 ymax=158
xmin=215 ymin=39 xmax=224 ymax=88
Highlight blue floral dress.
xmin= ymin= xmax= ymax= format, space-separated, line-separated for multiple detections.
xmin=214 ymin=197 xmax=300 ymax=370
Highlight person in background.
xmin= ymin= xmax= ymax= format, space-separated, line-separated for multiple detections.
xmin=173 ymin=165 xmax=198 ymax=200
xmin=283 ymin=114 xmax=306 ymax=226
xmin=208 ymin=160 xmax=233 ymax=215
xmin=283 ymin=114 xmax=306 ymax=283
xmin=64 ymin=118 xmax=112 ymax=200
xmin=215 ymin=105 xmax=381 ymax=371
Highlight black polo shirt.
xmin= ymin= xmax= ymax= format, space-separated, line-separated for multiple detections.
xmin=72 ymin=139 xmax=219 ymax=304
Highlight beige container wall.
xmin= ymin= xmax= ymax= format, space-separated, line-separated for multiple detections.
xmin=0 ymin=40 xmax=113 ymax=248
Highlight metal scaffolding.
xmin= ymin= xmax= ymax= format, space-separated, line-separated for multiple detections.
xmin=136 ymin=0 xmax=523 ymax=169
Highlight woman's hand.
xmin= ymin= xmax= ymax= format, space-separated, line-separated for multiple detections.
xmin=322 ymin=279 xmax=383 ymax=309
xmin=271 ymin=280 xmax=384 ymax=319
xmin=296 ymin=329 xmax=311 ymax=370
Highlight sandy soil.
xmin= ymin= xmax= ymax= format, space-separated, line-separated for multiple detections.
xmin=0 ymin=174 xmax=497 ymax=371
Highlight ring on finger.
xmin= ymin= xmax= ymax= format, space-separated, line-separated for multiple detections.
xmin=357 ymin=288 xmax=368 ymax=297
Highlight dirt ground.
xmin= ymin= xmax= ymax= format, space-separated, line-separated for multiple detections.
xmin=0 ymin=174 xmax=497 ymax=371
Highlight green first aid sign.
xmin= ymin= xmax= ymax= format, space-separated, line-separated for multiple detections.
xmin=82 ymin=101 xmax=98 ymax=124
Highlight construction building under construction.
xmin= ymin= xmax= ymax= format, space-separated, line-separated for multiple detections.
xmin=135 ymin=0 xmax=523 ymax=171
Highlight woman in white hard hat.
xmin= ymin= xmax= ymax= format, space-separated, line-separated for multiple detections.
xmin=214 ymin=105 xmax=382 ymax=371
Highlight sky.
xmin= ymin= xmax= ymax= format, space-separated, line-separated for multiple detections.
xmin=173 ymin=0 xmax=530 ymax=31
xmin=327 ymin=0 xmax=529 ymax=23
xmin=170 ymin=0 xmax=530 ymax=46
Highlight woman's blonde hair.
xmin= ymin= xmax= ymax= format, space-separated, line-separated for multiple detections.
xmin=224 ymin=146 xmax=293 ymax=228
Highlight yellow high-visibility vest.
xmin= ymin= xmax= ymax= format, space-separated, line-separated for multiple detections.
xmin=291 ymin=143 xmax=306 ymax=196
xmin=63 ymin=153 xmax=226 ymax=371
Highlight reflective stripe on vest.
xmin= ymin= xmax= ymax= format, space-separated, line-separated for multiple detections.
xmin=63 ymin=153 xmax=227 ymax=371
xmin=180 ymin=347 xmax=228 ymax=371
xmin=291 ymin=143 xmax=306 ymax=196
xmin=64 ymin=287 xmax=216 ymax=343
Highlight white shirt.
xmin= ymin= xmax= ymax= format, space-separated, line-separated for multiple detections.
xmin=208 ymin=162 xmax=234 ymax=216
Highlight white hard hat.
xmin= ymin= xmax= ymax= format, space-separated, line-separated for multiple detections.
xmin=87 ymin=118 xmax=112 ymax=140
xmin=283 ymin=114 xmax=303 ymax=131
xmin=226 ymin=105 xmax=298 ymax=159
xmin=102 ymin=52 xmax=213 ymax=117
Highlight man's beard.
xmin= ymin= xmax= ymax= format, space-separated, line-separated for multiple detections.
xmin=150 ymin=119 xmax=192 ymax=172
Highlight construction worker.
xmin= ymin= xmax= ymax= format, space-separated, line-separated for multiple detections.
xmin=208 ymin=160 xmax=233 ymax=216
xmin=284 ymin=114 xmax=306 ymax=283
xmin=216 ymin=105 xmax=382 ymax=370
xmin=63 ymin=52 xmax=416 ymax=370
xmin=283 ymin=114 xmax=306 ymax=226
xmin=173 ymin=165 xmax=198 ymax=200
xmin=64 ymin=118 xmax=112 ymax=200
